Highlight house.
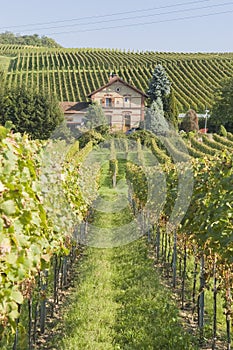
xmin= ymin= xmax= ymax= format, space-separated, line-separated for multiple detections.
xmin=60 ymin=101 xmax=90 ymax=130
xmin=88 ymin=74 xmax=148 ymax=131
xmin=61 ymin=74 xmax=148 ymax=131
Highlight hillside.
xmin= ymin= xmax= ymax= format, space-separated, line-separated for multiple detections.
xmin=0 ymin=45 xmax=233 ymax=112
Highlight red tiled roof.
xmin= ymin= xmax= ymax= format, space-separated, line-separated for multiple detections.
xmin=199 ymin=128 xmax=208 ymax=133
xmin=60 ymin=101 xmax=90 ymax=113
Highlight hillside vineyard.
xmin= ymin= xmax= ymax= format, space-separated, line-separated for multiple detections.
xmin=1 ymin=45 xmax=233 ymax=112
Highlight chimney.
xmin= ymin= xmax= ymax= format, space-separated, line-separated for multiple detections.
xmin=109 ymin=72 xmax=117 ymax=81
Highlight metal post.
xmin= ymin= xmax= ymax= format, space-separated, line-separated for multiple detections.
xmin=204 ymin=109 xmax=209 ymax=133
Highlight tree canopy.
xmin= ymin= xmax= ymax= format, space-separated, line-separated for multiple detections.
xmin=180 ymin=109 xmax=199 ymax=132
xmin=0 ymin=84 xmax=64 ymax=139
xmin=146 ymin=65 xmax=178 ymax=129
xmin=163 ymin=89 xmax=179 ymax=129
xmin=147 ymin=64 xmax=171 ymax=103
xmin=85 ymin=103 xmax=108 ymax=130
xmin=145 ymin=98 xmax=169 ymax=135
xmin=0 ymin=32 xmax=62 ymax=48
xmin=208 ymin=77 xmax=233 ymax=132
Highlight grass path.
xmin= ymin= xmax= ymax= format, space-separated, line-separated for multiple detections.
xmin=49 ymin=161 xmax=198 ymax=350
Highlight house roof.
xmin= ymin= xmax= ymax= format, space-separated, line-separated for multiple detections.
xmin=178 ymin=113 xmax=207 ymax=118
xmin=60 ymin=101 xmax=90 ymax=114
xmin=87 ymin=75 xmax=148 ymax=98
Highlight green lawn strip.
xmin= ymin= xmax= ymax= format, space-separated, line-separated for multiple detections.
xmin=48 ymin=154 xmax=198 ymax=349
xmin=111 ymin=237 xmax=198 ymax=350
xmin=58 ymin=247 xmax=117 ymax=350
xmin=53 ymin=164 xmax=124 ymax=349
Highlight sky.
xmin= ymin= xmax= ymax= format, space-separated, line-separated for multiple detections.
xmin=1 ymin=0 xmax=233 ymax=52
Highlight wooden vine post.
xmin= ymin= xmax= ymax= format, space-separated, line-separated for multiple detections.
xmin=172 ymin=228 xmax=177 ymax=289
xmin=109 ymin=140 xmax=118 ymax=188
xmin=212 ymin=253 xmax=218 ymax=350
xmin=225 ymin=268 xmax=232 ymax=350
xmin=198 ymin=253 xmax=205 ymax=344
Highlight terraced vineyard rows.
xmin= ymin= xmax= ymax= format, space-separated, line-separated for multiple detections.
xmin=1 ymin=45 xmax=233 ymax=110
xmin=149 ymin=131 xmax=233 ymax=161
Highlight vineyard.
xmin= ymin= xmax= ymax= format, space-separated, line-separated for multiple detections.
xmin=1 ymin=45 xmax=233 ymax=111
xmin=0 ymin=125 xmax=233 ymax=349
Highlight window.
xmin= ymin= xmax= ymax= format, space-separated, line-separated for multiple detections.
xmin=105 ymin=98 xmax=112 ymax=107
xmin=124 ymin=114 xmax=131 ymax=128
xmin=124 ymin=96 xmax=131 ymax=107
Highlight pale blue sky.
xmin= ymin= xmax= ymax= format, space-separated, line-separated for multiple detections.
xmin=1 ymin=0 xmax=233 ymax=52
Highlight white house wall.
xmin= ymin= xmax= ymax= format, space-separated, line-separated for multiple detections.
xmin=91 ymin=81 xmax=145 ymax=130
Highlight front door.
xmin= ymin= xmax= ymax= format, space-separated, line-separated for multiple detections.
xmin=123 ymin=114 xmax=131 ymax=131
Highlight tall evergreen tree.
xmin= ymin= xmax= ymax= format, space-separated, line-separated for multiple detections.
xmin=163 ymin=89 xmax=179 ymax=129
xmin=146 ymin=65 xmax=179 ymax=129
xmin=145 ymin=98 xmax=169 ymax=135
xmin=147 ymin=64 xmax=171 ymax=103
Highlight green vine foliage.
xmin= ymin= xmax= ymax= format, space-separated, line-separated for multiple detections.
xmin=126 ymin=137 xmax=233 ymax=322
xmin=0 ymin=128 xmax=98 ymax=340
xmin=0 ymin=130 xmax=53 ymax=335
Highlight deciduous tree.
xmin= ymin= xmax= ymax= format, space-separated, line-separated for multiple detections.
xmin=85 ymin=102 xmax=107 ymax=130
xmin=208 ymin=77 xmax=233 ymax=132
xmin=0 ymin=84 xmax=64 ymax=139
xmin=180 ymin=109 xmax=199 ymax=132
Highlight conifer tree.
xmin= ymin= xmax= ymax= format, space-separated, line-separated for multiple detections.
xmin=147 ymin=64 xmax=171 ymax=103
xmin=146 ymin=65 xmax=178 ymax=130
xmin=163 ymin=89 xmax=179 ymax=129
xmin=145 ymin=98 xmax=169 ymax=135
